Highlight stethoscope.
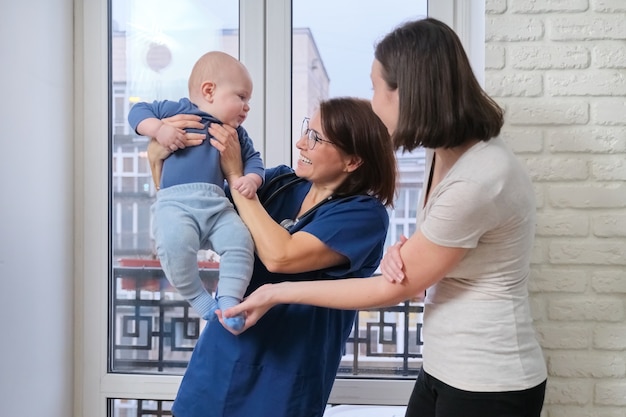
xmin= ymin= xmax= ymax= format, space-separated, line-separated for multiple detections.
xmin=258 ymin=172 xmax=336 ymax=230
xmin=258 ymin=172 xmax=306 ymax=207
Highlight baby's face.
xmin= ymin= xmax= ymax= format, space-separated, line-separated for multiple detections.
xmin=209 ymin=73 xmax=253 ymax=128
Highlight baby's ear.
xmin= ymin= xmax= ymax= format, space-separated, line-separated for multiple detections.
xmin=201 ymin=81 xmax=216 ymax=100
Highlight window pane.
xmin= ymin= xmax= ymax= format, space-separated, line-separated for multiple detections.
xmin=292 ymin=0 xmax=428 ymax=379
xmin=110 ymin=399 xmax=173 ymax=417
xmin=109 ymin=0 xmax=238 ymax=374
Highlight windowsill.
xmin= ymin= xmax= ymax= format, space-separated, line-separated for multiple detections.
xmin=324 ymin=404 xmax=407 ymax=417
xmin=329 ymin=376 xmax=418 ymax=406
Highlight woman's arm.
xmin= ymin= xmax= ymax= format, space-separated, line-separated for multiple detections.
xmin=232 ymin=192 xmax=347 ymax=273
xmin=146 ymin=139 xmax=170 ymax=189
xmin=221 ymin=232 xmax=468 ymax=332
xmin=209 ymin=123 xmax=348 ymax=274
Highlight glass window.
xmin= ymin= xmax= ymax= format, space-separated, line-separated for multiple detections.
xmin=109 ymin=0 xmax=238 ymax=375
xmin=292 ymin=0 xmax=427 ymax=381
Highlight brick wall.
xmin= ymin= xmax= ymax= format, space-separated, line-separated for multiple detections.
xmin=485 ymin=1 xmax=626 ymax=415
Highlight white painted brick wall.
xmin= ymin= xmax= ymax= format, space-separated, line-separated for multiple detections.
xmin=485 ymin=1 xmax=626 ymax=415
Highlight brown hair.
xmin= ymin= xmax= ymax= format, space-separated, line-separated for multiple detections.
xmin=374 ymin=18 xmax=503 ymax=151
xmin=319 ymin=97 xmax=397 ymax=207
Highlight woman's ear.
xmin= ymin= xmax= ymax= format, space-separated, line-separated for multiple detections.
xmin=344 ymin=155 xmax=363 ymax=173
xmin=201 ymin=81 xmax=216 ymax=101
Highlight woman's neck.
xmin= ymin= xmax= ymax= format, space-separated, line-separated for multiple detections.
xmin=434 ymin=139 xmax=480 ymax=172
xmin=298 ymin=186 xmax=335 ymax=217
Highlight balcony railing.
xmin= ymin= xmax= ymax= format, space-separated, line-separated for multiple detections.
xmin=110 ymin=259 xmax=423 ymax=376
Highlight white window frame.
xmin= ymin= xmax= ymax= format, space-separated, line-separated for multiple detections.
xmin=75 ymin=1 xmax=482 ymax=415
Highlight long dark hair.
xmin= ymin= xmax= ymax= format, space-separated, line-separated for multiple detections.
xmin=375 ymin=17 xmax=504 ymax=151
xmin=320 ymin=97 xmax=397 ymax=207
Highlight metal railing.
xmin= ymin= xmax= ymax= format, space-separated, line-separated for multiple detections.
xmin=110 ymin=261 xmax=423 ymax=376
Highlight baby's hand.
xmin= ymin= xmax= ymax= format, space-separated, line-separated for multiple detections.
xmin=380 ymin=235 xmax=408 ymax=283
xmin=156 ymin=123 xmax=187 ymax=151
xmin=232 ymin=175 xmax=259 ymax=199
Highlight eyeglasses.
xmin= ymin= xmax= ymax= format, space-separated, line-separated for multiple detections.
xmin=301 ymin=117 xmax=333 ymax=150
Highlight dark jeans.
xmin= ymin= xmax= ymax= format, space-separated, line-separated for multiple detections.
xmin=405 ymin=367 xmax=546 ymax=417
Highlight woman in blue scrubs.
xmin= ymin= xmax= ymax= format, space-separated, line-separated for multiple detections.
xmin=149 ymin=97 xmax=397 ymax=417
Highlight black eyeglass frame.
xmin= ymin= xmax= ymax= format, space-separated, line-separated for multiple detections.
xmin=301 ymin=117 xmax=333 ymax=150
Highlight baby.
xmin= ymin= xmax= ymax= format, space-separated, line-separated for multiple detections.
xmin=128 ymin=51 xmax=264 ymax=331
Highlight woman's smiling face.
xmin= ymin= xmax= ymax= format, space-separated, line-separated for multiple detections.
xmin=294 ymin=111 xmax=351 ymax=191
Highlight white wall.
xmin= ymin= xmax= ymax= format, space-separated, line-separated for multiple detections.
xmin=485 ymin=0 xmax=626 ymax=415
xmin=0 ymin=1 xmax=74 ymax=416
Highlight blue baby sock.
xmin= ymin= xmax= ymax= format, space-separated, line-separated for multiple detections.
xmin=218 ymin=296 xmax=245 ymax=331
xmin=189 ymin=292 xmax=218 ymax=321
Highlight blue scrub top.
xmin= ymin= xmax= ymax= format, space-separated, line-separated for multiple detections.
xmin=172 ymin=166 xmax=390 ymax=417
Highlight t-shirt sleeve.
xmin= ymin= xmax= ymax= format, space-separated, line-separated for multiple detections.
xmin=420 ymin=179 xmax=499 ymax=249
xmin=299 ymin=197 xmax=389 ymax=278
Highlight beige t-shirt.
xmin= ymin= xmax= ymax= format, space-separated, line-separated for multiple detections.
xmin=419 ymin=138 xmax=547 ymax=392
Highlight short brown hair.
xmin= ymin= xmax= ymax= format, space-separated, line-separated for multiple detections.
xmin=375 ymin=18 xmax=503 ymax=151
xmin=320 ymin=97 xmax=397 ymax=207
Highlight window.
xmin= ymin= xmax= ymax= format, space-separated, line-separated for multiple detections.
xmin=109 ymin=0 xmax=238 ymax=378
xmin=78 ymin=1 xmax=480 ymax=416
xmin=291 ymin=1 xmax=427 ymax=387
